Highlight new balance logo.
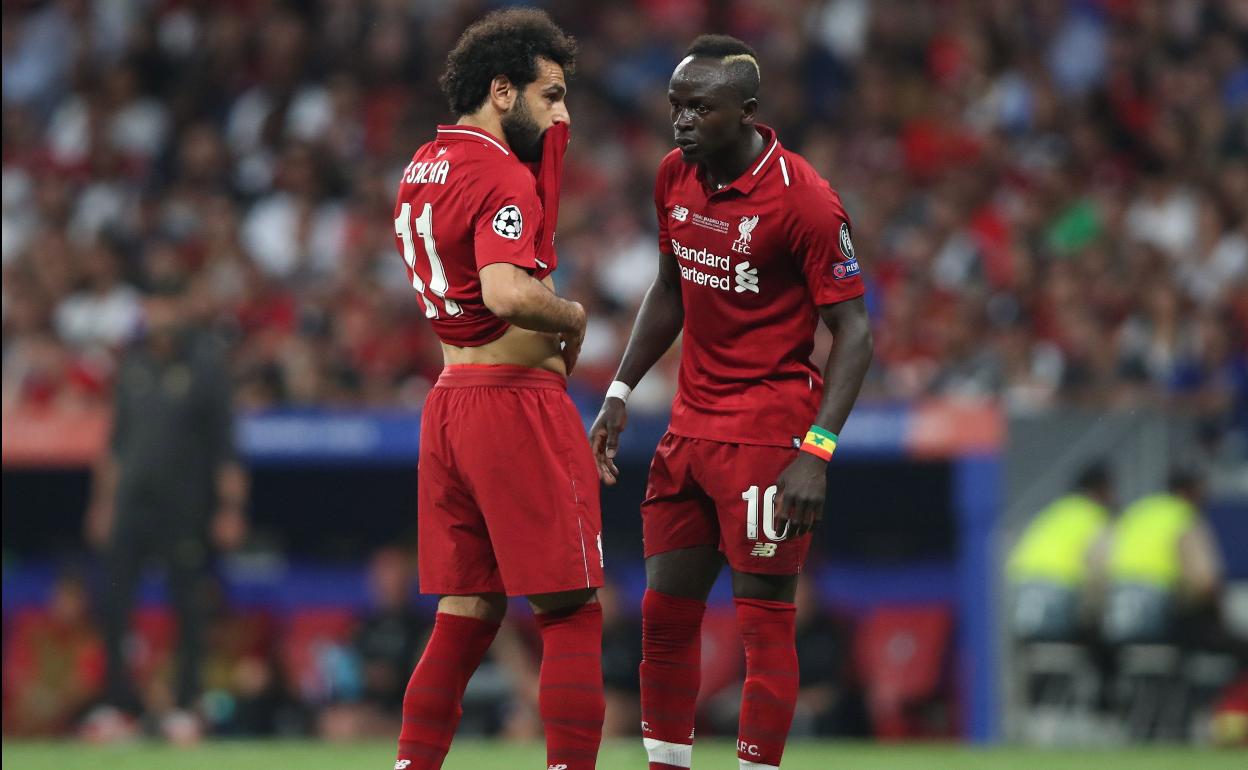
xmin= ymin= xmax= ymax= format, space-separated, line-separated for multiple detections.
xmin=734 ymin=261 xmax=759 ymax=293
xmin=395 ymin=761 xmax=411 ymax=769
xmin=671 ymin=205 xmax=689 ymax=222
xmin=750 ymin=542 xmax=777 ymax=558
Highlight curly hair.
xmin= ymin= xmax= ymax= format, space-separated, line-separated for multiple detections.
xmin=440 ymin=8 xmax=578 ymax=117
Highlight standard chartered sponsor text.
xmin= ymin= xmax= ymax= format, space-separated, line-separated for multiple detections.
xmin=679 ymin=263 xmax=731 ymax=290
xmin=672 ymin=238 xmax=734 ymax=290
xmin=671 ymin=238 xmax=731 ymax=270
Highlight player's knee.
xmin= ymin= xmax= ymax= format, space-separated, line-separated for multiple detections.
xmin=731 ymin=570 xmax=797 ymax=603
xmin=438 ymin=593 xmax=507 ymax=622
xmin=528 ymin=587 xmax=597 ymax=615
xmin=645 ymin=547 xmax=722 ymax=600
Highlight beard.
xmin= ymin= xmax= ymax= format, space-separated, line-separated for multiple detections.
xmin=501 ymin=96 xmax=545 ymax=163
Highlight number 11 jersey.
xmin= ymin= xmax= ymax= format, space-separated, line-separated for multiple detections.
xmin=393 ymin=124 xmax=548 ymax=347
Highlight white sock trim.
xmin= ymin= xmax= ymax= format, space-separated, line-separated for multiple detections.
xmin=643 ymin=737 xmax=692 ymax=767
xmin=739 ymin=760 xmax=780 ymax=770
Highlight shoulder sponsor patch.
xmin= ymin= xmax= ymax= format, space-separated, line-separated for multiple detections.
xmin=492 ymin=205 xmax=523 ymax=239
xmin=838 ymin=221 xmax=855 ymax=260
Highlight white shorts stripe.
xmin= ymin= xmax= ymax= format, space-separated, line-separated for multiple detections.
xmin=643 ymin=738 xmax=692 ymax=768
xmin=740 ymin=760 xmax=780 ymax=770
xmin=576 ymin=518 xmax=590 ymax=588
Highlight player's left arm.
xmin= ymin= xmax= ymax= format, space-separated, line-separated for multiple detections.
xmin=773 ymin=298 xmax=873 ymax=537
xmin=773 ymin=182 xmax=873 ymax=537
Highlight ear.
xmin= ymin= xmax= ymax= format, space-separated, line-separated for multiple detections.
xmin=487 ymin=75 xmax=518 ymax=113
xmin=740 ymin=97 xmax=759 ymax=126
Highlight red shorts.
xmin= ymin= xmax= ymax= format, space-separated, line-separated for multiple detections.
xmin=418 ymin=365 xmax=604 ymax=597
xmin=642 ymin=432 xmax=812 ymax=575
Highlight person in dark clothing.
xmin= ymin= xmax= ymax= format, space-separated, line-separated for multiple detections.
xmin=318 ymin=547 xmax=431 ymax=740
xmin=355 ymin=548 xmax=429 ymax=712
xmin=81 ymin=280 xmax=248 ymax=744
xmin=597 ymin=581 xmax=642 ymax=737
xmin=791 ymin=574 xmax=867 ymax=737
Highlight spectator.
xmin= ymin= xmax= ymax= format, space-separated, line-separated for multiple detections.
xmin=52 ymin=240 xmax=141 ymax=354
xmin=317 ymin=547 xmax=429 ymax=740
xmin=200 ymin=596 xmax=289 ymax=737
xmin=1007 ymin=463 xmax=1115 ymax=642
xmin=791 ymin=574 xmax=865 ymax=737
xmin=1 ymin=572 xmax=105 ymax=736
xmin=1100 ymin=469 xmax=1224 ymax=647
xmin=598 ymin=581 xmax=642 ymax=738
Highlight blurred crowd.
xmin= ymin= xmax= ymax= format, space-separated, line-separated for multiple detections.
xmin=3 ymin=0 xmax=1246 ymax=443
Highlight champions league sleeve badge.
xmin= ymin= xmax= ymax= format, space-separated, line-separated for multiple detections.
xmin=492 ymin=205 xmax=523 ymax=240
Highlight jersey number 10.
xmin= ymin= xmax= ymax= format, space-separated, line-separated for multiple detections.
xmin=395 ymin=202 xmax=463 ymax=319
xmin=742 ymin=484 xmax=790 ymax=542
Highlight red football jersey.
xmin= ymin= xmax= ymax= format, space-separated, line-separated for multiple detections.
xmin=654 ymin=124 xmax=866 ymax=447
xmin=393 ymin=125 xmax=552 ymax=347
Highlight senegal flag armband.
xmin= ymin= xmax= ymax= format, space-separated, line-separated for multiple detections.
xmin=800 ymin=426 xmax=838 ymax=462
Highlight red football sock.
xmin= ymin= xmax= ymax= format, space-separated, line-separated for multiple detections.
xmin=735 ymin=598 xmax=798 ymax=769
xmin=395 ymin=612 xmax=499 ymax=769
xmin=535 ymin=601 xmax=605 ymax=770
xmin=640 ymin=589 xmax=706 ymax=770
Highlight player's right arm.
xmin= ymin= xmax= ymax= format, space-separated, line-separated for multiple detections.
xmin=478 ymin=264 xmax=586 ymax=373
xmin=590 ymin=248 xmax=684 ymax=484
xmin=480 ymin=263 xmax=585 ymax=334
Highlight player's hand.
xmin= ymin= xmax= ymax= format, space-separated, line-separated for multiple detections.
xmin=211 ymin=505 xmax=248 ymax=551
xmin=559 ymin=302 xmax=587 ymax=375
xmin=773 ymin=453 xmax=828 ymax=537
xmin=83 ymin=502 xmax=115 ymax=550
xmin=590 ymin=397 xmax=628 ymax=485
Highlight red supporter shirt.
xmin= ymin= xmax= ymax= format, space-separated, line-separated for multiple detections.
xmin=655 ymin=125 xmax=865 ymax=447
xmin=393 ymin=125 xmax=553 ymax=347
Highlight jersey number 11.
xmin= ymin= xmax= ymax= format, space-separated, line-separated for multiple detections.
xmin=395 ymin=202 xmax=462 ymax=319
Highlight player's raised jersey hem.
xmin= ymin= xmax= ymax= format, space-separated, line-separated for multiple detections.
xmin=665 ymin=423 xmax=802 ymax=450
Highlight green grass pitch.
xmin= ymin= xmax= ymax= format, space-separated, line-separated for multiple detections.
xmin=3 ymin=739 xmax=1245 ymax=769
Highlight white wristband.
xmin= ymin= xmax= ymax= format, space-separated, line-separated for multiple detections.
xmin=606 ymin=380 xmax=632 ymax=404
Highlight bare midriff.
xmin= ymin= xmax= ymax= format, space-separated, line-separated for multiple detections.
xmin=440 ymin=324 xmax=566 ymax=376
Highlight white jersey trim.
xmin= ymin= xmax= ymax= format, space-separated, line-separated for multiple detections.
xmin=751 ymin=138 xmax=779 ymax=176
xmin=436 ymin=127 xmax=509 ymax=156
xmin=779 ymin=156 xmax=790 ymax=187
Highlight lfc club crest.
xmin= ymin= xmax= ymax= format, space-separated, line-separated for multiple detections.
xmin=732 ymin=214 xmax=759 ymax=254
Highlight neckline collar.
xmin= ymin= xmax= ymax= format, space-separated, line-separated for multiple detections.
xmin=436 ymin=124 xmax=510 ymax=156
xmin=698 ymin=124 xmax=781 ymax=197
